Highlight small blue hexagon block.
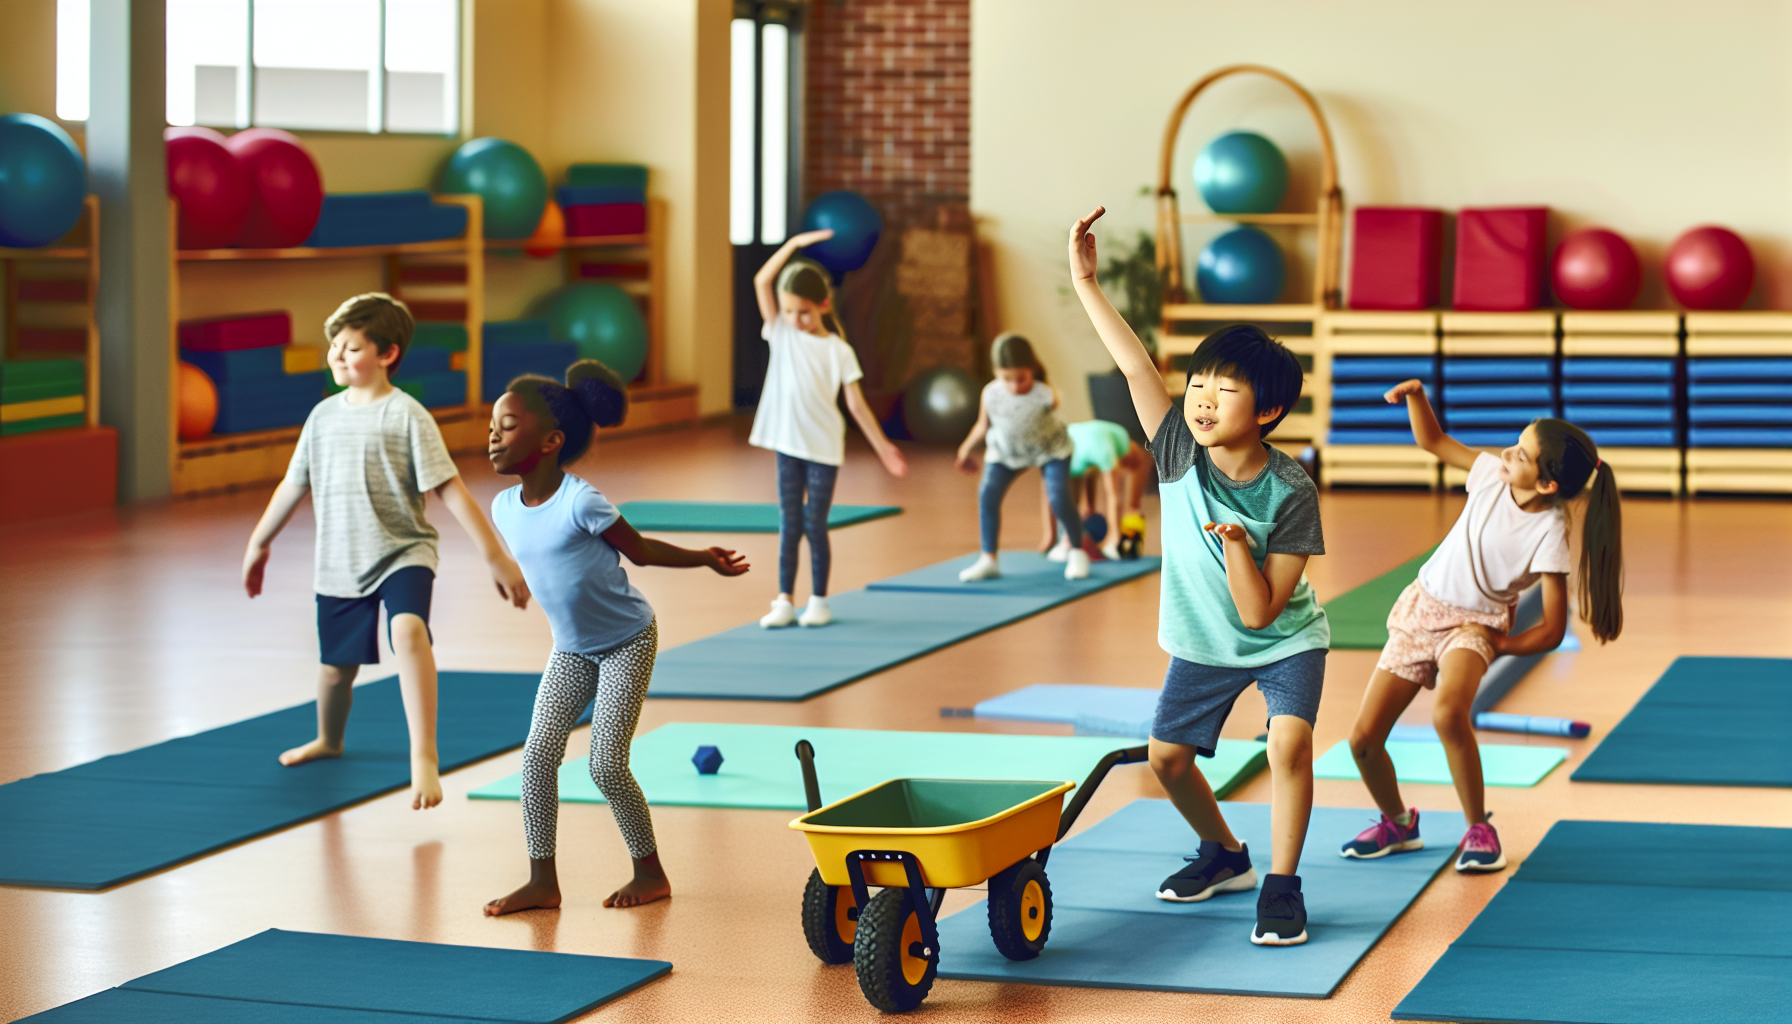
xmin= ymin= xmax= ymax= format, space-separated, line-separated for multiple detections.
xmin=692 ymin=745 xmax=724 ymax=775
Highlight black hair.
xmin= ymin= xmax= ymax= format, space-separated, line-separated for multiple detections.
xmin=1532 ymin=418 xmax=1624 ymax=644
xmin=991 ymin=333 xmax=1048 ymax=383
xmin=1185 ymin=323 xmax=1304 ymax=436
xmin=505 ymin=359 xmax=627 ymax=466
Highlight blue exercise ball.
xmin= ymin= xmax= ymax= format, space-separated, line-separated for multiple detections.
xmin=0 ymin=113 xmax=87 ymax=248
xmin=1197 ymin=226 xmax=1285 ymax=304
xmin=441 ymin=137 xmax=547 ymax=240
xmin=529 ymin=282 xmax=649 ymax=383
xmin=1193 ymin=131 xmax=1288 ymax=215
xmin=902 ymin=366 xmax=978 ymax=446
xmin=799 ymin=191 xmax=882 ymax=277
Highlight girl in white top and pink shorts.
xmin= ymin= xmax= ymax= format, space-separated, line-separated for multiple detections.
xmin=1338 ymin=379 xmax=1626 ymax=875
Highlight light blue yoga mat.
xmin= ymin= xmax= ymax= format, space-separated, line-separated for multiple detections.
xmin=1572 ymin=656 xmax=1792 ymax=787
xmin=936 ymin=799 xmax=1465 ymax=998
xmin=19 ymin=928 xmax=669 ymax=1023
xmin=467 ymin=722 xmax=1266 ymax=809
xmin=1314 ymin=739 xmax=1568 ymax=788
xmin=648 ymin=553 xmax=1161 ymax=701
xmin=1394 ymin=820 xmax=1792 ymax=1023
xmin=867 ymin=550 xmax=1162 ymax=597
xmin=974 ymin=684 xmax=1162 ymax=730
xmin=616 ymin=500 xmax=900 ymax=533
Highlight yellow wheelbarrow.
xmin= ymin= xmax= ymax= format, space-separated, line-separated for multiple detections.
xmin=789 ymin=740 xmax=1148 ymax=1012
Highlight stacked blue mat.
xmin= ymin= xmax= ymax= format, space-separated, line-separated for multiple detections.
xmin=1441 ymin=357 xmax=1555 ymax=447
xmin=481 ymin=319 xmax=577 ymax=402
xmin=391 ymin=345 xmax=467 ymax=409
xmin=1561 ymin=356 xmax=1677 ymax=448
xmin=1328 ymin=356 xmax=1435 ymax=445
xmin=1394 ymin=820 xmax=1792 ymax=1024
xmin=301 ymin=190 xmax=469 ymax=248
xmin=1688 ymin=356 xmax=1792 ymax=448
xmin=181 ymin=346 xmax=328 ymax=435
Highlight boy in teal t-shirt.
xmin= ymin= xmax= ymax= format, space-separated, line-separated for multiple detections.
xmin=1070 ymin=207 xmax=1330 ymax=947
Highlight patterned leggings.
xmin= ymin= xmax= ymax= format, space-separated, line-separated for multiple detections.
xmin=776 ymin=452 xmax=839 ymax=596
xmin=520 ymin=619 xmax=658 ymax=861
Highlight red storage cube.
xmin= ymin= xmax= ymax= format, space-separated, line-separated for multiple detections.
xmin=563 ymin=204 xmax=647 ymax=237
xmin=178 ymin=312 xmax=292 ymax=351
xmin=1453 ymin=207 xmax=1548 ymax=311
xmin=1350 ymin=207 xmax=1444 ymax=310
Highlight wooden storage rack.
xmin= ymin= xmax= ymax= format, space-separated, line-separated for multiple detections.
xmin=2 ymin=195 xmax=101 ymax=428
xmin=1438 ymin=312 xmax=1557 ymax=488
xmin=1561 ymin=310 xmax=1683 ymax=494
xmin=1316 ymin=311 xmax=1440 ymax=488
xmin=1683 ymin=311 xmax=1792 ymax=495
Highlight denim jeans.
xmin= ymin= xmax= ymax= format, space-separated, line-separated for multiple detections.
xmin=980 ymin=457 xmax=1080 ymax=555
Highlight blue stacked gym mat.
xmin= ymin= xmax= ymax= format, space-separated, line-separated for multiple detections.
xmin=1327 ymin=355 xmax=1435 ymax=445
xmin=1571 ymin=656 xmax=1791 ymax=786
xmin=391 ymin=344 xmax=468 ymax=409
xmin=1393 ymin=819 xmax=1792 ymax=1023
xmin=20 ymin=929 xmax=669 ymax=1023
xmin=648 ymin=552 xmax=1160 ymax=701
xmin=301 ymin=190 xmax=469 ymax=248
xmin=1688 ymin=357 xmax=1792 ymax=448
xmin=1441 ymin=357 xmax=1555 ymax=448
xmin=936 ymin=799 xmax=1466 ymax=997
xmin=481 ymin=319 xmax=578 ymax=402
xmin=1561 ymin=356 xmax=1678 ymax=449
xmin=0 ymin=671 xmax=552 ymax=890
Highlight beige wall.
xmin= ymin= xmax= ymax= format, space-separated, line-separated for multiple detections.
xmin=972 ymin=0 xmax=1792 ymax=421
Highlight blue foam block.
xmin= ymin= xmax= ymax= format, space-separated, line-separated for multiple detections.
xmin=1562 ymin=381 xmax=1673 ymax=402
xmin=1443 ymin=406 xmax=1554 ymax=427
xmin=0 ymin=672 xmax=558 ymax=889
xmin=1331 ymin=381 xmax=1415 ymax=403
xmin=396 ymin=347 xmax=453 ymax=377
xmin=1331 ymin=357 xmax=1435 ymax=381
xmin=1562 ymin=403 xmax=1674 ymax=425
xmin=484 ymin=319 xmax=554 ymax=346
xmin=1327 ymin=428 xmax=1422 ymax=446
xmin=401 ymin=371 xmax=467 ymax=409
xmin=180 ymin=346 xmax=284 ymax=381
xmin=303 ymin=192 xmax=468 ymax=247
xmin=1562 ymin=358 xmax=1675 ymax=380
xmin=1691 ymin=382 xmax=1792 ymax=401
xmin=648 ymin=553 xmax=1159 ymax=701
xmin=973 ymin=684 xmax=1162 ymax=728
xmin=1691 ymin=404 xmax=1792 ymax=425
xmin=1688 ymin=357 xmax=1792 ymax=381
xmin=1688 ymin=427 xmax=1792 ymax=447
xmin=1330 ymin=404 xmax=1413 ymax=426
xmin=936 ymin=800 xmax=1465 ymax=998
xmin=1584 ymin=427 xmax=1677 ymax=448
xmin=1444 ymin=383 xmax=1554 ymax=405
xmin=1443 ymin=358 xmax=1552 ymax=381
xmin=1572 ymin=657 xmax=1791 ymax=787
xmin=1451 ymin=429 xmax=1524 ymax=447
xmin=482 ymin=342 xmax=580 ymax=401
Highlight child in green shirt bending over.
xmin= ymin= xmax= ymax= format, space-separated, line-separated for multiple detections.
xmin=1070 ymin=207 xmax=1330 ymax=946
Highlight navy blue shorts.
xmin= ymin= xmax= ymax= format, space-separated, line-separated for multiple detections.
xmin=316 ymin=566 xmax=434 ymax=666
xmin=1151 ymin=648 xmax=1327 ymax=756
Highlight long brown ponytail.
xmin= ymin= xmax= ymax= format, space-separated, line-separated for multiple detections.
xmin=777 ymin=259 xmax=847 ymax=342
xmin=1533 ymin=418 xmax=1623 ymax=643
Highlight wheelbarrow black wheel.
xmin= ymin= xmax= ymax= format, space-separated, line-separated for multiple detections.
xmin=801 ymin=868 xmax=857 ymax=964
xmin=853 ymin=887 xmax=937 ymax=1012
xmin=987 ymin=858 xmax=1052 ymax=960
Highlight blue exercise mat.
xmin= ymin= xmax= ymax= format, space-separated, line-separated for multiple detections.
xmin=19 ymin=929 xmax=668 ymax=1023
xmin=648 ymin=553 xmax=1160 ymax=701
xmin=1393 ymin=820 xmax=1792 ymax=1023
xmin=936 ymin=799 xmax=1465 ymax=998
xmin=614 ymin=500 xmax=901 ymax=533
xmin=1571 ymin=656 xmax=1792 ymax=787
xmin=0 ymin=671 xmax=553 ymax=890
xmin=866 ymin=550 xmax=1160 ymax=597
xmin=974 ymin=683 xmax=1162 ymax=731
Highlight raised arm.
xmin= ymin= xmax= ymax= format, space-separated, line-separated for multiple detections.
xmin=752 ymin=228 xmax=836 ymax=325
xmin=603 ymin=517 xmax=750 ymax=575
xmin=243 ymin=480 xmax=308 ymax=597
xmin=435 ymin=476 xmax=531 ymax=609
xmin=1069 ymin=206 xmax=1172 ymax=436
xmin=1385 ymin=379 xmax=1477 ymax=471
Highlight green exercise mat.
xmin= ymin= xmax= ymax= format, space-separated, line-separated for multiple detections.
xmin=1320 ymin=547 xmax=1436 ymax=649
xmin=615 ymin=501 xmax=900 ymax=533
xmin=468 ymin=722 xmax=1268 ymax=810
xmin=1314 ymin=739 xmax=1567 ymax=788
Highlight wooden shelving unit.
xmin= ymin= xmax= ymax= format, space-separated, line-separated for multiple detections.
xmin=1683 ymin=311 xmax=1792 ymax=495
xmin=2 ymin=195 xmax=101 ymax=427
xmin=1561 ymin=310 xmax=1683 ymax=494
xmin=1316 ymin=311 xmax=1441 ymax=488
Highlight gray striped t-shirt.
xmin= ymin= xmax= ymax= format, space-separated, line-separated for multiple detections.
xmin=283 ymin=390 xmax=459 ymax=598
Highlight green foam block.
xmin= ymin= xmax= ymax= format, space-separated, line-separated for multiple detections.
xmin=1320 ymin=547 xmax=1436 ymax=649
xmin=1314 ymin=739 xmax=1567 ymax=788
xmin=469 ymin=722 xmax=1268 ymax=810
xmin=616 ymin=500 xmax=900 ymax=533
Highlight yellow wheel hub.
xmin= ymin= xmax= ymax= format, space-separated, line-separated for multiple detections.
xmin=834 ymin=886 xmax=857 ymax=945
xmin=1020 ymin=879 xmax=1045 ymax=942
xmin=900 ymin=910 xmax=929 ymax=985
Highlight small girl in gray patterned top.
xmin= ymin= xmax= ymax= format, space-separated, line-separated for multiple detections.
xmin=955 ymin=334 xmax=1088 ymax=581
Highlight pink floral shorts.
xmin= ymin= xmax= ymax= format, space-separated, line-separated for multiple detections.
xmin=1377 ymin=581 xmax=1511 ymax=688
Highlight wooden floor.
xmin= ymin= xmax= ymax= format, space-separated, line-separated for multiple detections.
xmin=3 ymin=418 xmax=1788 ymax=1023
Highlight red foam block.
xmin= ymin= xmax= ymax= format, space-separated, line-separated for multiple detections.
xmin=1350 ymin=207 xmax=1444 ymax=310
xmin=1453 ymin=207 xmax=1548 ymax=311
xmin=564 ymin=204 xmax=647 ymax=237
xmin=178 ymin=312 xmax=292 ymax=352
xmin=0 ymin=426 xmax=117 ymax=524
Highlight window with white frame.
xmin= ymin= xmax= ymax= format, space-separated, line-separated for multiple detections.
xmin=56 ymin=0 xmax=460 ymax=135
xmin=729 ymin=4 xmax=802 ymax=246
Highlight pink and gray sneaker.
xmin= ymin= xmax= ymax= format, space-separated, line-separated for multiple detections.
xmin=1340 ymin=808 xmax=1424 ymax=860
xmin=1455 ymin=819 xmax=1507 ymax=873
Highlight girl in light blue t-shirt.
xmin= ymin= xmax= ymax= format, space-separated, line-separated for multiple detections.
xmin=482 ymin=360 xmax=750 ymax=918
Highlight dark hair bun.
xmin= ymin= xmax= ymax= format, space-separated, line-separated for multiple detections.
xmin=565 ymin=359 xmax=628 ymax=429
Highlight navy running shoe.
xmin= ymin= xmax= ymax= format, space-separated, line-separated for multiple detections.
xmin=1250 ymin=873 xmax=1309 ymax=946
xmin=1155 ymin=840 xmax=1257 ymax=902
xmin=1455 ymin=819 xmax=1507 ymax=873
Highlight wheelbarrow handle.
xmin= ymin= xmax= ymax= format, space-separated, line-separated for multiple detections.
xmin=794 ymin=740 xmax=823 ymax=813
xmin=1055 ymin=743 xmax=1148 ymax=843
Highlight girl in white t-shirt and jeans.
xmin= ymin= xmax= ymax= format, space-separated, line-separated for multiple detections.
xmin=750 ymin=231 xmax=907 ymax=629
xmin=1339 ymin=379 xmax=1624 ymax=874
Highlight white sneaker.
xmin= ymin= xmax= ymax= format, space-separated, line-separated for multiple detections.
xmin=1101 ymin=541 xmax=1121 ymax=561
xmin=1046 ymin=537 xmax=1072 ymax=563
xmin=958 ymin=554 xmax=1001 ymax=582
xmin=759 ymin=597 xmax=797 ymax=628
xmin=1065 ymin=549 xmax=1092 ymax=580
xmin=798 ymin=596 xmax=832 ymax=627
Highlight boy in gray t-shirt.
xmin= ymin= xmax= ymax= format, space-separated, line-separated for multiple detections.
xmin=243 ymin=293 xmax=529 ymax=810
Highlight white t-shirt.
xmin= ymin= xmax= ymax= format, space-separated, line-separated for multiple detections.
xmin=748 ymin=318 xmax=864 ymax=467
xmin=1418 ymin=452 xmax=1572 ymax=614
xmin=983 ymin=380 xmax=1073 ymax=469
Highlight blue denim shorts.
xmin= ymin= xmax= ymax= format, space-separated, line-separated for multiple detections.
xmin=1150 ymin=648 xmax=1326 ymax=756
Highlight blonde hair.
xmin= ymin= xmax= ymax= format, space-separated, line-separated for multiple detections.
xmin=776 ymin=258 xmax=846 ymax=340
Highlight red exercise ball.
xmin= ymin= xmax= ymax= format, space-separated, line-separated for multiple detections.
xmin=178 ymin=362 xmax=218 ymax=440
xmin=225 ymin=128 xmax=323 ymax=248
xmin=1666 ymin=226 xmax=1754 ymax=310
xmin=1551 ymin=228 xmax=1641 ymax=310
xmin=165 ymin=127 xmax=251 ymax=250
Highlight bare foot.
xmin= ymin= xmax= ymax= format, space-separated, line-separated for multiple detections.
xmin=279 ymin=738 xmax=342 ymax=766
xmin=411 ymin=758 xmax=443 ymax=810
xmin=484 ymin=878 xmax=562 ymax=916
xmin=604 ymin=874 xmax=671 ymax=908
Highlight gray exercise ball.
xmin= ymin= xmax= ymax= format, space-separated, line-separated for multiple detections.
xmin=902 ymin=366 xmax=979 ymax=445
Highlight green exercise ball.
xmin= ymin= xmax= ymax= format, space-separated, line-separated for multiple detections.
xmin=441 ymin=137 xmax=547 ymax=240
xmin=529 ymin=282 xmax=649 ymax=383
xmin=902 ymin=366 xmax=979 ymax=446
